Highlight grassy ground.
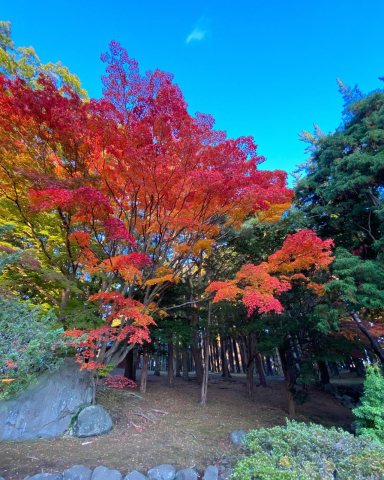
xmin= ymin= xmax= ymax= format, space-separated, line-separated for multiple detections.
xmin=0 ymin=371 xmax=357 ymax=480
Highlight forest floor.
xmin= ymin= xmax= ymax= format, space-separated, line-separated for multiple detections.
xmin=0 ymin=371 xmax=358 ymax=480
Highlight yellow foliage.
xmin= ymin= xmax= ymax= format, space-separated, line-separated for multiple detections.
xmin=111 ymin=317 xmax=122 ymax=327
xmin=144 ymin=274 xmax=181 ymax=286
xmin=258 ymin=202 xmax=292 ymax=223
xmin=174 ymin=243 xmax=191 ymax=257
xmin=192 ymin=239 xmax=215 ymax=257
xmin=156 ymin=267 xmax=173 ymax=277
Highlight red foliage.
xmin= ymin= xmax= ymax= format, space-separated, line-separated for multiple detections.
xmin=103 ymin=218 xmax=136 ymax=247
xmin=104 ymin=375 xmax=136 ymax=389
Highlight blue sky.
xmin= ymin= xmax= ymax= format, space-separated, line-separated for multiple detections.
xmin=3 ymin=0 xmax=384 ymax=181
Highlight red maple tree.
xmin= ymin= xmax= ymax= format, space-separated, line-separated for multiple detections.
xmin=0 ymin=42 xmax=294 ymax=373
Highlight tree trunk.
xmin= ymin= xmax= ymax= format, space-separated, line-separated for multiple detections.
xmin=239 ymin=337 xmax=247 ymax=373
xmin=265 ymin=355 xmax=273 ymax=376
xmin=124 ymin=348 xmax=136 ymax=381
xmin=191 ymin=331 xmax=204 ymax=384
xmin=200 ymin=301 xmax=211 ymax=406
xmin=254 ymin=335 xmax=267 ymax=387
xmin=228 ymin=337 xmax=235 ymax=373
xmin=232 ymin=338 xmax=241 ymax=373
xmin=318 ymin=360 xmax=330 ymax=386
xmin=220 ymin=334 xmax=231 ymax=379
xmin=154 ymin=341 xmax=161 ymax=376
xmin=274 ymin=347 xmax=284 ymax=376
xmin=182 ymin=341 xmax=190 ymax=381
xmin=139 ymin=348 xmax=149 ymax=394
xmin=167 ymin=340 xmax=174 ymax=387
xmin=246 ymin=332 xmax=255 ymax=399
xmin=175 ymin=340 xmax=181 ymax=377
xmin=214 ymin=340 xmax=221 ymax=373
xmin=278 ymin=347 xmax=295 ymax=416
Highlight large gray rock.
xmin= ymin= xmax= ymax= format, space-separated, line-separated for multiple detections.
xmin=63 ymin=465 xmax=93 ymax=480
xmin=229 ymin=430 xmax=247 ymax=446
xmin=0 ymin=358 xmax=94 ymax=440
xmin=324 ymin=384 xmax=341 ymax=397
xmin=203 ymin=466 xmax=218 ymax=480
xmin=147 ymin=465 xmax=175 ymax=480
xmin=72 ymin=406 xmax=113 ymax=437
xmin=175 ymin=469 xmax=197 ymax=480
xmin=91 ymin=466 xmax=122 ymax=480
xmin=24 ymin=475 xmax=63 ymax=480
xmin=124 ymin=472 xmax=148 ymax=480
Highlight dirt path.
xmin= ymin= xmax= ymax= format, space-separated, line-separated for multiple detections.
xmin=0 ymin=372 xmax=355 ymax=480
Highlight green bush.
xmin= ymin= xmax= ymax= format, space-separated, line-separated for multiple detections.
xmin=231 ymin=420 xmax=384 ymax=479
xmin=0 ymin=295 xmax=66 ymax=400
xmin=353 ymin=364 xmax=384 ymax=442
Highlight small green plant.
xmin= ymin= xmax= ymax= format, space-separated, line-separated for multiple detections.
xmin=98 ymin=363 xmax=116 ymax=378
xmin=231 ymin=420 xmax=384 ymax=479
xmin=353 ymin=364 xmax=384 ymax=442
xmin=0 ymin=295 xmax=66 ymax=400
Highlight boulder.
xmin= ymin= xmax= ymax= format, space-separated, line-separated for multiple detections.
xmin=72 ymin=406 xmax=113 ymax=437
xmin=147 ymin=465 xmax=176 ymax=480
xmin=24 ymin=475 xmax=63 ymax=480
xmin=342 ymin=395 xmax=354 ymax=403
xmin=0 ymin=358 xmax=94 ymax=440
xmin=91 ymin=466 xmax=122 ymax=480
xmin=203 ymin=466 xmax=218 ymax=480
xmin=63 ymin=465 xmax=93 ymax=480
xmin=175 ymin=468 xmax=197 ymax=480
xmin=229 ymin=430 xmax=247 ymax=446
xmin=324 ymin=384 xmax=341 ymax=397
xmin=124 ymin=472 xmax=148 ymax=480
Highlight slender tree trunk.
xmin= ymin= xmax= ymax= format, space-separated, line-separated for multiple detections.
xmin=124 ymin=348 xmax=135 ymax=381
xmin=254 ymin=335 xmax=267 ymax=387
xmin=265 ymin=355 xmax=273 ymax=376
xmin=140 ymin=348 xmax=149 ymax=394
xmin=167 ymin=340 xmax=174 ymax=387
xmin=215 ymin=340 xmax=221 ymax=373
xmin=246 ymin=332 xmax=255 ymax=399
xmin=175 ymin=340 xmax=181 ymax=377
xmin=191 ymin=332 xmax=204 ymax=384
xmin=154 ymin=340 xmax=161 ymax=376
xmin=220 ymin=334 xmax=231 ymax=379
xmin=182 ymin=341 xmax=190 ymax=381
xmin=274 ymin=347 xmax=284 ymax=376
xmin=239 ymin=337 xmax=247 ymax=373
xmin=228 ymin=337 xmax=235 ymax=373
xmin=278 ymin=346 xmax=295 ymax=416
xmin=318 ymin=360 xmax=330 ymax=386
xmin=200 ymin=301 xmax=211 ymax=406
xmin=233 ymin=338 xmax=241 ymax=373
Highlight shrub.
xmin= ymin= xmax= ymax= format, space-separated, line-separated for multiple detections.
xmin=353 ymin=364 xmax=384 ymax=442
xmin=231 ymin=420 xmax=384 ymax=479
xmin=104 ymin=375 xmax=136 ymax=389
xmin=0 ymin=295 xmax=66 ymax=400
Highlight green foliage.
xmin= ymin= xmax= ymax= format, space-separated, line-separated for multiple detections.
xmin=353 ymin=364 xmax=384 ymax=442
xmin=0 ymin=21 xmax=88 ymax=99
xmin=231 ymin=420 xmax=384 ymax=479
xmin=0 ymin=295 xmax=66 ymax=400
xmin=326 ymin=249 xmax=384 ymax=311
xmin=98 ymin=363 xmax=116 ymax=378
